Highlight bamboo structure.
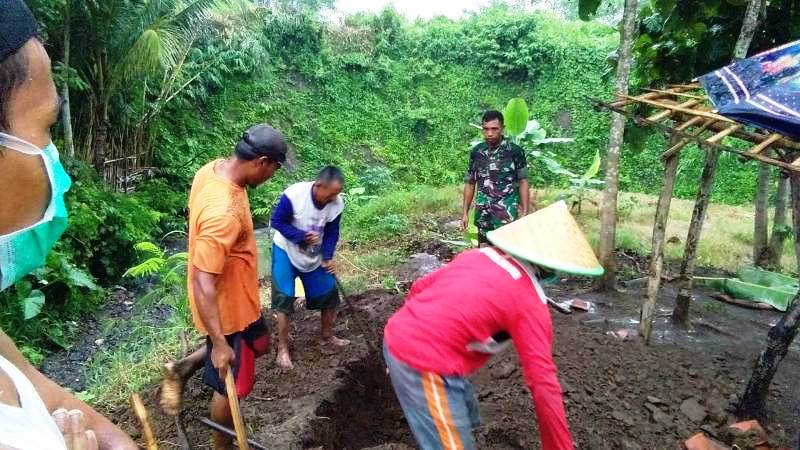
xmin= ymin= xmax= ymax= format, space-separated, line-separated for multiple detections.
xmin=593 ymin=83 xmax=800 ymax=343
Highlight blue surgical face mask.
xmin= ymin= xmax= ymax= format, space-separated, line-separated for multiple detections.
xmin=0 ymin=133 xmax=72 ymax=291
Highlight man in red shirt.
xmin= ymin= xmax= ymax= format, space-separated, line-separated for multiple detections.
xmin=383 ymin=201 xmax=602 ymax=450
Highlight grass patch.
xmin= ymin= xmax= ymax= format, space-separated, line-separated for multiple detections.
xmin=80 ymin=307 xmax=197 ymax=407
xmin=572 ymin=190 xmax=796 ymax=274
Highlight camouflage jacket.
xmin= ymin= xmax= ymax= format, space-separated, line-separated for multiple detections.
xmin=464 ymin=139 xmax=528 ymax=207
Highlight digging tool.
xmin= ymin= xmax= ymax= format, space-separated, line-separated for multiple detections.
xmin=333 ymin=274 xmax=377 ymax=351
xmin=130 ymin=393 xmax=159 ymax=450
xmin=199 ymin=418 xmax=268 ymax=450
xmin=225 ymin=367 xmax=250 ymax=450
xmin=174 ymin=331 xmax=192 ymax=450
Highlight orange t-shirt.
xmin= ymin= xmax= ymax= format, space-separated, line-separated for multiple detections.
xmin=187 ymin=160 xmax=259 ymax=336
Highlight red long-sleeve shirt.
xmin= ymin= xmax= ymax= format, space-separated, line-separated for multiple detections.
xmin=384 ymin=247 xmax=574 ymax=450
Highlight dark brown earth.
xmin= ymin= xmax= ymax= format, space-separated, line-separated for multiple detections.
xmin=101 ymin=249 xmax=799 ymax=450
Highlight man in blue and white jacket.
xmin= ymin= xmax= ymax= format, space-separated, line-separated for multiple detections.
xmin=270 ymin=166 xmax=348 ymax=369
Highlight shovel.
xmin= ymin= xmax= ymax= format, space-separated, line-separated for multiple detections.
xmin=333 ymin=275 xmax=377 ymax=351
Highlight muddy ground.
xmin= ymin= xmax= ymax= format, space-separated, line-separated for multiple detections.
xmin=96 ymin=248 xmax=800 ymax=450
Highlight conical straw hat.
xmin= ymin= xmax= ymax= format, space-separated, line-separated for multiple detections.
xmin=487 ymin=200 xmax=603 ymax=276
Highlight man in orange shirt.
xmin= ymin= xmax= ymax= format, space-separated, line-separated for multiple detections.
xmin=160 ymin=124 xmax=287 ymax=449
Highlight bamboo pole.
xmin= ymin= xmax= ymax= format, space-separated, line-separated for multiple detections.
xmin=706 ymin=124 xmax=743 ymax=143
xmin=661 ymin=119 xmax=716 ymax=160
xmin=225 ymin=369 xmax=250 ymax=450
xmin=609 ymin=85 xmax=698 ymax=107
xmin=748 ymin=133 xmax=783 ymax=154
xmin=641 ymin=88 xmax=707 ymax=100
xmin=640 ymin=141 xmax=682 ymax=343
xmin=647 ymin=99 xmax=702 ymax=122
xmin=617 ymin=95 xmax=735 ymax=123
xmin=674 ymin=146 xmax=721 ymax=325
xmin=130 ymin=394 xmax=158 ymax=450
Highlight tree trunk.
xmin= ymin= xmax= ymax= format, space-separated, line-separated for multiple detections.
xmin=672 ymin=0 xmax=763 ymax=324
xmin=673 ymin=148 xmax=720 ymax=325
xmin=94 ymin=116 xmax=108 ymax=174
xmin=754 ymin=162 xmax=772 ymax=267
xmin=596 ymin=0 xmax=638 ymax=291
xmin=61 ymin=0 xmax=75 ymax=158
xmin=640 ymin=148 xmax=681 ymax=344
xmin=736 ymin=172 xmax=800 ymax=420
xmin=766 ymin=176 xmax=790 ymax=270
xmin=733 ymin=0 xmax=765 ymax=61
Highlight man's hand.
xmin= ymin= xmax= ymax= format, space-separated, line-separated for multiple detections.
xmin=461 ymin=213 xmax=469 ymax=231
xmin=52 ymin=409 xmax=99 ymax=450
xmin=210 ymin=338 xmax=235 ymax=379
xmin=304 ymin=231 xmax=321 ymax=246
xmin=518 ymin=206 xmax=528 ymax=218
xmin=321 ymin=259 xmax=336 ymax=274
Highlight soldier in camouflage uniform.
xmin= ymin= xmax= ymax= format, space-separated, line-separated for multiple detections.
xmin=462 ymin=110 xmax=530 ymax=245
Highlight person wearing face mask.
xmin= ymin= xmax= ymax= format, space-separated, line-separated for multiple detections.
xmin=269 ymin=166 xmax=348 ymax=370
xmin=0 ymin=1 xmax=138 ymax=449
xmin=384 ymin=201 xmax=603 ymax=450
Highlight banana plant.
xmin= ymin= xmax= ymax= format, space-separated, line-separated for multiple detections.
xmin=554 ymin=150 xmax=604 ymax=215
xmin=471 ymin=98 xmax=575 ymax=147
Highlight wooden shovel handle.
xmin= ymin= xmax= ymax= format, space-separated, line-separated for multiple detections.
xmin=225 ymin=368 xmax=250 ymax=450
xmin=130 ymin=393 xmax=158 ymax=450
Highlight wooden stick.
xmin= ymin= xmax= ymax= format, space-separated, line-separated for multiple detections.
xmin=225 ymin=369 xmax=250 ymax=450
xmin=748 ymin=133 xmax=783 ymax=154
xmin=666 ymin=83 xmax=701 ymax=90
xmin=609 ymin=85 xmax=696 ymax=107
xmin=674 ymin=116 xmax=705 ymax=131
xmin=706 ymin=124 xmax=743 ymax=143
xmin=130 ymin=394 xmax=159 ymax=450
xmin=647 ymin=99 xmax=702 ymax=122
xmin=661 ymin=119 xmax=716 ymax=160
xmin=641 ymin=88 xmax=707 ymax=100
xmin=617 ymin=94 xmax=736 ymax=123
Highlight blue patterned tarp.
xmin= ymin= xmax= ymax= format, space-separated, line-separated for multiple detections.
xmin=699 ymin=40 xmax=800 ymax=140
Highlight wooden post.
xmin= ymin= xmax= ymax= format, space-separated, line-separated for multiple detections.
xmin=737 ymin=171 xmax=800 ymax=420
xmin=673 ymin=148 xmax=721 ymax=325
xmin=766 ymin=176 xmax=790 ymax=270
xmin=640 ymin=144 xmax=683 ymax=344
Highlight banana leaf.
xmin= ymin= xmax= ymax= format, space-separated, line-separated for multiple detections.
xmin=696 ymin=276 xmax=796 ymax=311
xmin=736 ymin=267 xmax=799 ymax=290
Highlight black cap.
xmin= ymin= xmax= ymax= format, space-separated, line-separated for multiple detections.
xmin=0 ymin=0 xmax=38 ymax=62
xmin=235 ymin=123 xmax=289 ymax=164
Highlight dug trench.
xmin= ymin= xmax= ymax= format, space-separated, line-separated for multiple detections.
xmin=107 ymin=259 xmax=800 ymax=449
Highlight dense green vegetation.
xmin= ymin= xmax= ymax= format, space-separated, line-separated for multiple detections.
xmin=3 ymin=2 xmax=793 ymax=360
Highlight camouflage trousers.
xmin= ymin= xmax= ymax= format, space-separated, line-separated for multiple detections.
xmin=475 ymin=196 xmax=519 ymax=245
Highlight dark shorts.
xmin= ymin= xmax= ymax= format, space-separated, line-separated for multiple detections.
xmin=270 ymin=244 xmax=340 ymax=314
xmin=202 ymin=316 xmax=270 ymax=398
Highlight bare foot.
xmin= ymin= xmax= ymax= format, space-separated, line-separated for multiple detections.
xmin=160 ymin=362 xmax=184 ymax=416
xmin=322 ymin=336 xmax=351 ymax=348
xmin=276 ymin=349 xmax=294 ymax=370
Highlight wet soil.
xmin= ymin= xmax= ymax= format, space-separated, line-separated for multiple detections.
xmin=103 ymin=281 xmax=798 ymax=449
xmin=74 ymin=242 xmax=798 ymax=450
xmin=40 ymin=287 xmax=174 ymax=391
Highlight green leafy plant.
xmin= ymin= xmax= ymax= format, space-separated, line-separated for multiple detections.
xmin=341 ymin=186 xmax=378 ymax=206
xmin=552 ymin=149 xmax=603 ymax=214
xmin=124 ymin=242 xmax=189 ymax=318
